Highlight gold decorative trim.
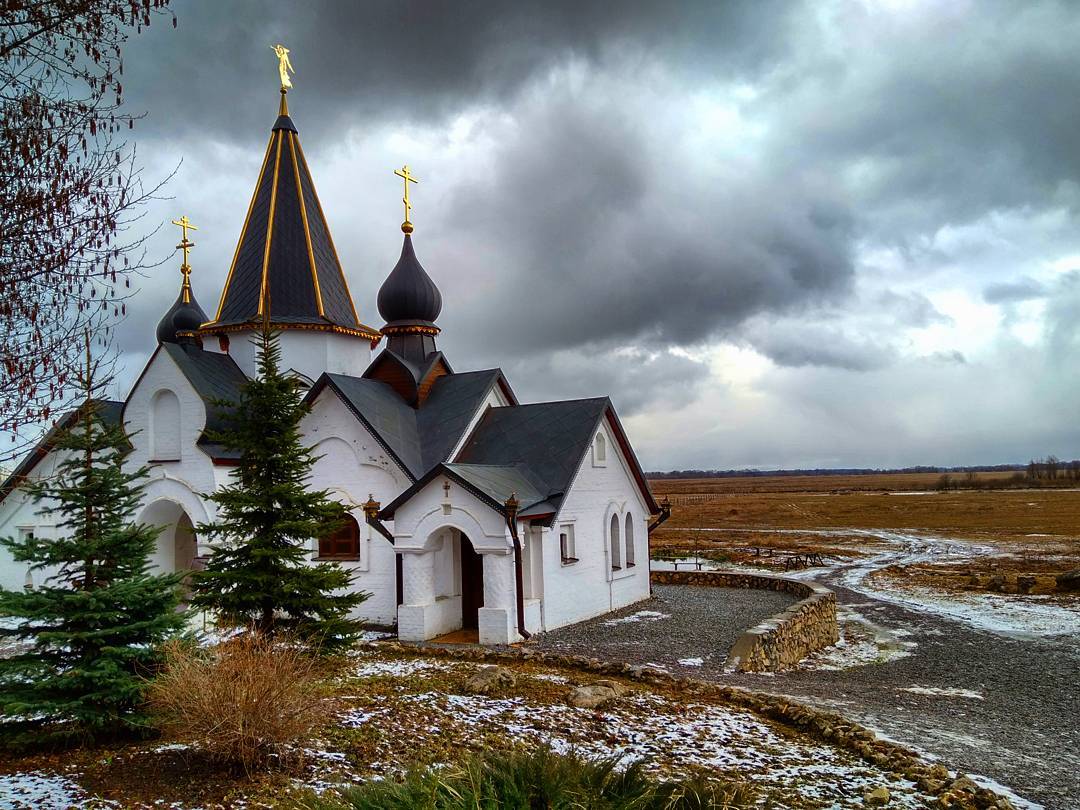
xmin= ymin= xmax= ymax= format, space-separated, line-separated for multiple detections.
xmin=294 ymin=139 xmax=363 ymax=327
xmin=257 ymin=132 xmax=285 ymax=317
xmin=381 ymin=324 xmax=441 ymax=336
xmin=199 ymin=320 xmax=382 ymax=342
xmin=213 ymin=137 xmax=275 ymax=323
xmin=288 ymin=132 xmax=325 ymax=318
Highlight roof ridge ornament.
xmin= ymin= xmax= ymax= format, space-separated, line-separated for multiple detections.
xmin=170 ymin=215 xmax=197 ymax=303
xmin=394 ymin=164 xmax=418 ymax=234
xmin=272 ymin=43 xmax=294 ymax=115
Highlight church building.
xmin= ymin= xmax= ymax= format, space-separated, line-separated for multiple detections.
xmin=0 ymin=68 xmax=664 ymax=645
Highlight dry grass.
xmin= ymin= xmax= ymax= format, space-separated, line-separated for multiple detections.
xmin=145 ymin=635 xmax=333 ymax=775
xmin=652 ymin=471 xmax=1020 ymax=494
xmin=649 ymin=476 xmax=1080 ymax=592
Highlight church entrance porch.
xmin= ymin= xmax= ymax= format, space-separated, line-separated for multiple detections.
xmin=396 ymin=524 xmax=519 ymax=645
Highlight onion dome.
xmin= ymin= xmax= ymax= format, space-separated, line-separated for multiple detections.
xmin=157 ymin=288 xmax=208 ymax=344
xmin=377 ymin=235 xmax=442 ymax=328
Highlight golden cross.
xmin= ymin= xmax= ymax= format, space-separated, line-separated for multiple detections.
xmin=394 ymin=165 xmax=418 ymax=232
xmin=171 ymin=215 xmax=198 ymax=302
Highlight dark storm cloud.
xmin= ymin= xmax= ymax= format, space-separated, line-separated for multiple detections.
xmin=122 ymin=0 xmax=788 ymax=147
xmin=91 ymin=0 xmax=1080 ymax=468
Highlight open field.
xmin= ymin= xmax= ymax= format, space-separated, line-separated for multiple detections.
xmin=649 ymin=477 xmax=1080 ymax=596
xmin=651 ymin=471 xmax=1023 ymax=494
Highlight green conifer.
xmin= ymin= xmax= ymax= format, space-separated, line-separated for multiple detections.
xmin=189 ymin=329 xmax=367 ymax=649
xmin=0 ymin=346 xmax=186 ymax=743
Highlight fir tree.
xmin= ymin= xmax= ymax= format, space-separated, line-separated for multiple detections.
xmin=189 ymin=329 xmax=368 ymax=649
xmin=0 ymin=345 xmax=186 ymax=743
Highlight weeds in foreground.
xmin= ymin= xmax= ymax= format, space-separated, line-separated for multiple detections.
xmin=145 ymin=634 xmax=332 ymax=774
xmin=309 ymin=746 xmax=758 ymax=809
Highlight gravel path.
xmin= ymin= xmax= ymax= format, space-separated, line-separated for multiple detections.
xmin=534 ymin=585 xmax=796 ymax=670
xmin=533 ymin=572 xmax=1080 ymax=809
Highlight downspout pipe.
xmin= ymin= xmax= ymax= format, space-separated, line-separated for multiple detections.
xmin=363 ymin=495 xmax=395 ymax=545
xmin=504 ymin=493 xmax=532 ymax=640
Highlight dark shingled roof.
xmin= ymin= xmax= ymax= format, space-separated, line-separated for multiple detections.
xmin=314 ymin=368 xmax=506 ymax=480
xmin=160 ymin=343 xmax=248 ymax=459
xmin=0 ymin=400 xmax=125 ymax=502
xmin=452 ymin=398 xmax=610 ymax=511
xmin=202 ymin=100 xmax=378 ymax=339
xmin=381 ymin=396 xmax=659 ymax=522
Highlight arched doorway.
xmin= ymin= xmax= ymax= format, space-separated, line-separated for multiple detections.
xmin=460 ymin=534 xmax=484 ymax=630
xmin=139 ymin=499 xmax=199 ymax=577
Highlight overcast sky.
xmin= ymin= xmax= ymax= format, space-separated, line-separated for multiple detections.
xmin=104 ymin=0 xmax=1080 ymax=471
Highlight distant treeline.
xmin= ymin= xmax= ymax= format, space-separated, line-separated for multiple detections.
xmin=646 ymin=464 xmax=1029 ymax=479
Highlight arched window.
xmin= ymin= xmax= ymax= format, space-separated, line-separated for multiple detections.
xmin=609 ymin=513 xmax=621 ymax=570
xmin=594 ymin=432 xmax=607 ymax=465
xmin=624 ymin=513 xmax=635 ymax=567
xmin=320 ymin=514 xmax=360 ymax=559
xmin=149 ymin=389 xmax=181 ymax=461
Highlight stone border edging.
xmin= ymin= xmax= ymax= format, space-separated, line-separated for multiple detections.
xmin=650 ymin=569 xmax=840 ymax=672
xmin=360 ymin=640 xmax=1018 ymax=809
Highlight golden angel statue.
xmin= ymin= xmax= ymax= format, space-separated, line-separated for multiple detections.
xmin=271 ymin=43 xmax=294 ymax=91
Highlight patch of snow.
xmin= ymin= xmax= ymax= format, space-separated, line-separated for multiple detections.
xmin=833 ymin=530 xmax=1080 ymax=639
xmin=799 ymin=607 xmax=915 ymax=672
xmin=358 ymin=629 xmax=395 ymax=642
xmin=0 ymin=772 xmax=109 ymax=809
xmin=528 ymin=673 xmax=569 ymax=683
xmin=898 ymin=686 xmax=984 ymax=700
xmin=602 ymin=610 xmax=671 ymax=626
xmin=353 ymin=658 xmax=452 ymax=677
xmin=677 ymin=657 xmax=704 ymax=666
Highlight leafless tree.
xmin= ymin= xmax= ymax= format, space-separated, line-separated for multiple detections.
xmin=0 ymin=0 xmax=175 ymax=464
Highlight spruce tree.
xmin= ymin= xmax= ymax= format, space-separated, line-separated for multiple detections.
xmin=0 ymin=347 xmax=186 ymax=743
xmin=189 ymin=329 xmax=368 ymax=650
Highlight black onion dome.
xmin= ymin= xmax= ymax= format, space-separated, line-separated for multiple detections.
xmin=377 ymin=235 xmax=442 ymax=327
xmin=157 ymin=289 xmax=208 ymax=344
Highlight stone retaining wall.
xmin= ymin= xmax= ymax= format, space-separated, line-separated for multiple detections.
xmin=650 ymin=569 xmax=839 ymax=672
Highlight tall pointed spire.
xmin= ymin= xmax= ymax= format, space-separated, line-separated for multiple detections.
xmin=201 ymin=49 xmax=379 ymax=342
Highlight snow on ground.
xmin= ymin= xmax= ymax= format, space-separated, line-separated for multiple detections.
xmin=677 ymin=657 xmax=704 ymax=666
xmin=353 ymin=657 xmax=455 ymax=678
xmin=0 ymin=771 xmax=110 ymax=809
xmin=834 ymin=530 xmax=1080 ymax=638
xmin=601 ymin=609 xmax=671 ymax=626
xmin=799 ymin=606 xmax=916 ymax=671
xmin=365 ymin=688 xmax=932 ymax=809
xmin=898 ymin=686 xmax=984 ymax=699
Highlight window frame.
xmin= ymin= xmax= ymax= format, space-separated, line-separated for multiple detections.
xmin=559 ymin=523 xmax=578 ymax=565
xmin=609 ymin=512 xmax=622 ymax=570
xmin=317 ymin=513 xmax=362 ymax=561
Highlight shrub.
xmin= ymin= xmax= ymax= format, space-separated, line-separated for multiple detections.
xmin=311 ymin=746 xmax=758 ymax=809
xmin=145 ymin=633 xmax=331 ymax=774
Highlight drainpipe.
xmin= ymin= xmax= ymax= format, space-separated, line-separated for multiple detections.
xmin=647 ymin=496 xmax=672 ymax=534
xmin=504 ymin=493 xmax=532 ymax=640
xmin=647 ymin=496 xmax=672 ymax=595
xmin=362 ymin=495 xmax=395 ymax=545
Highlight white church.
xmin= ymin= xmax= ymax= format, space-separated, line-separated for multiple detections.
xmin=0 ymin=79 xmax=664 ymax=646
